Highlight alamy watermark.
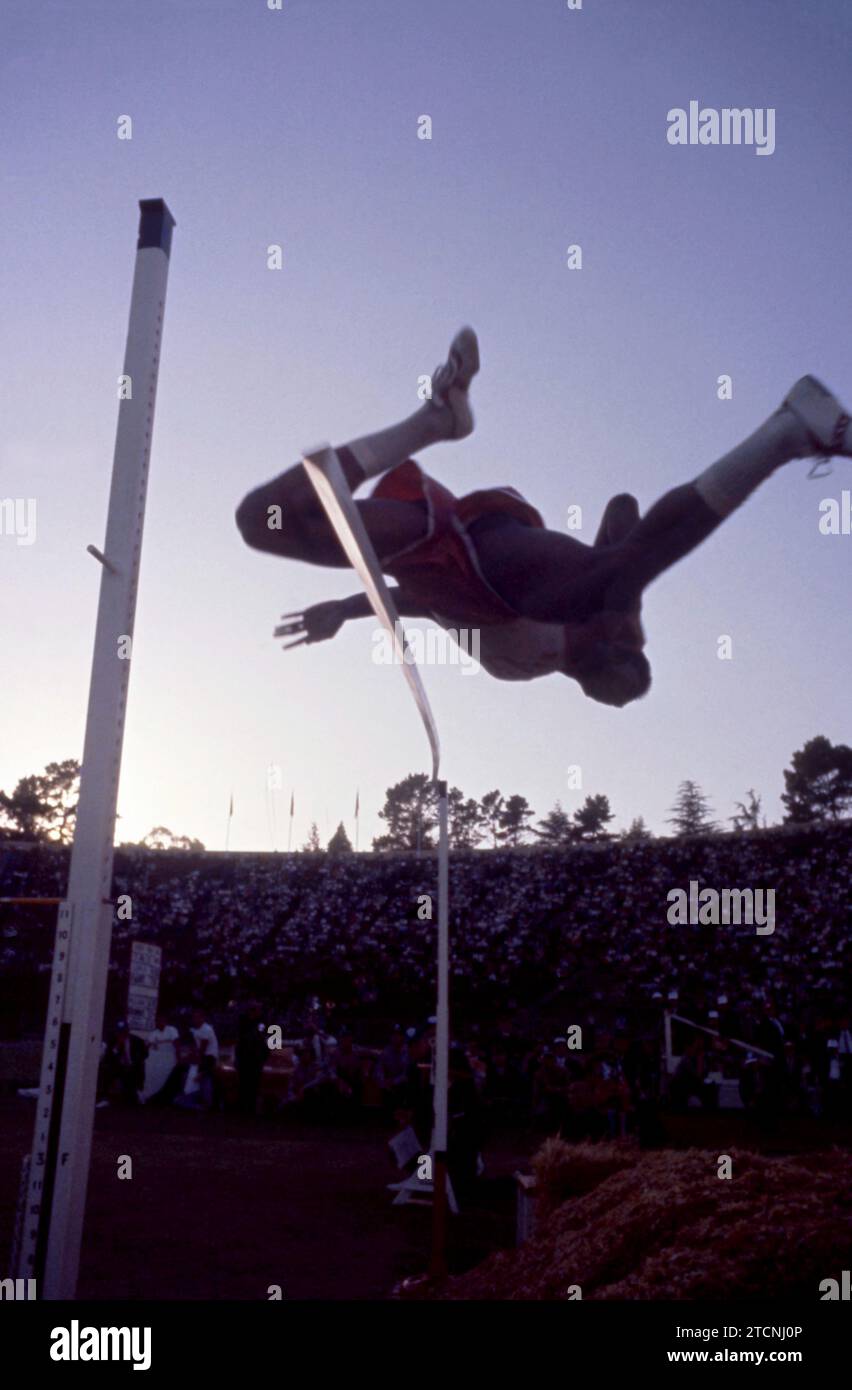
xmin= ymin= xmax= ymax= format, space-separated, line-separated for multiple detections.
xmin=0 ymin=498 xmax=37 ymax=546
xmin=666 ymin=880 xmax=775 ymax=936
xmin=49 ymin=1320 xmax=151 ymax=1370
xmin=372 ymin=622 xmax=480 ymax=674
xmin=667 ymin=102 xmax=775 ymax=156
xmin=0 ymin=1277 xmax=37 ymax=1300
xmin=819 ymin=490 xmax=852 ymax=535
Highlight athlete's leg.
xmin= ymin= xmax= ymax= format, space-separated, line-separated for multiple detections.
xmin=235 ymin=328 xmax=479 ymax=567
xmin=602 ymin=399 xmax=825 ymax=607
xmin=473 ymin=382 xmax=852 ymax=623
xmin=236 ymin=437 xmax=432 ymax=568
xmin=474 ymin=407 xmax=810 ymax=623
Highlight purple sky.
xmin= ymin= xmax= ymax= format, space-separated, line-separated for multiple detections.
xmin=3 ymin=0 xmax=851 ymax=850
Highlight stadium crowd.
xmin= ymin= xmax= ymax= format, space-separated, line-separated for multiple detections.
xmin=2 ymin=822 xmax=851 ymax=1140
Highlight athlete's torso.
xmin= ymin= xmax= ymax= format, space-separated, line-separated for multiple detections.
xmin=430 ymin=606 xmax=644 ymax=682
xmin=375 ymin=461 xmax=644 ymax=682
xmin=431 ymin=610 xmax=566 ymax=680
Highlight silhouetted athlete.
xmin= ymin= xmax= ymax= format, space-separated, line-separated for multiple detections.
xmin=236 ymin=329 xmax=851 ymax=706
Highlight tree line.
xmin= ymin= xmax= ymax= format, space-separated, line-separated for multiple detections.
xmin=2 ymin=735 xmax=850 ymax=853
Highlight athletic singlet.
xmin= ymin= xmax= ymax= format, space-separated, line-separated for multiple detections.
xmin=374 ymin=460 xmax=644 ymax=683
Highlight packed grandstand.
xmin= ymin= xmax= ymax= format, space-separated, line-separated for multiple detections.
xmin=2 ymin=823 xmax=850 ymax=1127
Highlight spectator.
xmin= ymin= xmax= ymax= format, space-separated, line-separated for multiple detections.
xmin=284 ymin=1046 xmax=336 ymax=1117
xmin=624 ymin=1037 xmax=665 ymax=1148
xmin=375 ymin=1026 xmax=409 ymax=1113
xmin=141 ymin=1011 xmax=179 ymax=1101
xmin=183 ymin=1006 xmax=220 ymax=1110
xmin=399 ymin=1029 xmax=433 ymax=1141
xmin=4 ymin=821 xmax=852 ymax=1133
xmin=235 ymin=1000 xmax=269 ymax=1116
xmin=670 ymin=1037 xmax=712 ymax=1112
xmin=834 ymin=1012 xmax=852 ymax=1103
xmin=330 ymin=1029 xmax=364 ymax=1115
xmin=99 ymin=1021 xmax=148 ymax=1106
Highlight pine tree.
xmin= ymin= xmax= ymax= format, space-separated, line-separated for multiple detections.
xmin=666 ymin=781 xmax=717 ymax=837
xmin=622 ymin=816 xmax=652 ymax=842
xmin=498 ymin=794 xmax=534 ymax=846
xmin=479 ymin=790 xmax=505 ymax=848
xmin=36 ymin=759 xmax=80 ymax=843
xmin=302 ymin=822 xmax=322 ymax=853
xmin=373 ymin=774 xmax=438 ymax=850
xmin=730 ymin=789 xmax=764 ymax=832
xmin=447 ymin=787 xmax=485 ymax=849
xmin=327 ymin=822 xmax=353 ymax=854
xmin=572 ymin=794 xmax=614 ymax=841
xmin=535 ymin=802 xmax=574 ymax=846
xmin=0 ymin=758 xmax=80 ymax=842
xmin=0 ymin=775 xmax=48 ymax=840
xmin=781 ymin=737 xmax=852 ymax=823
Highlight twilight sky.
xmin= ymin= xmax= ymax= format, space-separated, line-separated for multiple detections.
xmin=2 ymin=0 xmax=850 ymax=850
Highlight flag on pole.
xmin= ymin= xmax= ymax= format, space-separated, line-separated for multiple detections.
xmin=289 ymin=792 xmax=294 ymax=817
xmin=225 ymin=791 xmax=234 ymax=851
xmin=354 ymin=789 xmax=359 ymax=817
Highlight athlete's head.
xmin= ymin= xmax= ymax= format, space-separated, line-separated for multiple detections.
xmin=568 ymin=640 xmax=651 ymax=707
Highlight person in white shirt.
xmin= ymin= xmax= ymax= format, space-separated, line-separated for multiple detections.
xmin=141 ymin=1012 xmax=179 ymax=1101
xmin=175 ymin=1008 xmax=221 ymax=1110
xmin=190 ymin=1008 xmax=220 ymax=1062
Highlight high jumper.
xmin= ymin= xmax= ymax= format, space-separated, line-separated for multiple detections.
xmin=236 ymin=329 xmax=851 ymax=706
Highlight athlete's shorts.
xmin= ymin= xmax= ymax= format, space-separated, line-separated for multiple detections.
xmin=368 ymin=459 xmax=543 ymax=624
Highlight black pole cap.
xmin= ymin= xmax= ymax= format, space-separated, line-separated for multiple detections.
xmin=137 ymin=199 xmax=176 ymax=257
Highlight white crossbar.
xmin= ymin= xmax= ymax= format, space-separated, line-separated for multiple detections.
xmin=301 ymin=445 xmax=440 ymax=781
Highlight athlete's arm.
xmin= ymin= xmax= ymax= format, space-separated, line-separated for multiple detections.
xmin=335 ymin=591 xmax=431 ymax=621
xmin=275 ymin=590 xmax=430 ymax=648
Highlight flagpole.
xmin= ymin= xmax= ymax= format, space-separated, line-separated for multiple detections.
xmin=288 ymin=791 xmax=294 ymax=852
xmin=225 ymin=792 xmax=233 ymax=851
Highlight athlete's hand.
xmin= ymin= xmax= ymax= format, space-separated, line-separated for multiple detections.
xmin=274 ymin=600 xmax=346 ymax=649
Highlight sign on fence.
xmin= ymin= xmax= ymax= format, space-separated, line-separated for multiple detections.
xmin=126 ymin=942 xmax=162 ymax=1032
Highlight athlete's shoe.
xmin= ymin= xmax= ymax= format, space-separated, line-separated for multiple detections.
xmin=784 ymin=375 xmax=852 ymax=474
xmin=429 ymin=326 xmax=480 ymax=439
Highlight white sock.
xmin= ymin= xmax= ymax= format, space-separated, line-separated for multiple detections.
xmin=693 ymin=407 xmax=809 ymax=518
xmin=345 ymin=403 xmax=449 ymax=480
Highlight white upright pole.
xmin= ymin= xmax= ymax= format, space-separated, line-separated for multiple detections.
xmin=430 ymin=779 xmax=450 ymax=1275
xmin=15 ymin=199 xmax=176 ymax=1299
xmin=434 ymin=785 xmax=450 ymax=1149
